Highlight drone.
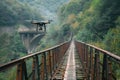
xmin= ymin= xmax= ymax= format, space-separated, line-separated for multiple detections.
xmin=26 ymin=20 xmax=53 ymax=32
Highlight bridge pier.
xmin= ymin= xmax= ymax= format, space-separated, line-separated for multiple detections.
xmin=19 ymin=31 xmax=45 ymax=53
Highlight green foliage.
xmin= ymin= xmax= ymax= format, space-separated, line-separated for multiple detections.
xmin=0 ymin=0 xmax=43 ymax=26
xmin=18 ymin=0 xmax=69 ymax=20
xmin=58 ymin=0 xmax=120 ymax=78
xmin=104 ymin=26 xmax=120 ymax=56
xmin=59 ymin=0 xmax=120 ymax=42
xmin=58 ymin=0 xmax=88 ymax=22
xmin=0 ymin=0 xmax=120 ymax=79
xmin=0 ymin=32 xmax=26 ymax=64
xmin=10 ymin=32 xmax=26 ymax=53
xmin=0 ymin=32 xmax=26 ymax=79
xmin=0 ymin=67 xmax=16 ymax=80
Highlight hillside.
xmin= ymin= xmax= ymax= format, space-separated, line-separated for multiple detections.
xmin=0 ymin=0 xmax=72 ymax=80
xmin=0 ymin=0 xmax=119 ymax=63
xmin=55 ymin=0 xmax=120 ymax=78
xmin=18 ymin=0 xmax=69 ymax=19
xmin=0 ymin=0 xmax=43 ymax=26
xmin=58 ymin=0 xmax=120 ymax=55
xmin=0 ymin=0 xmax=71 ymax=65
xmin=0 ymin=0 xmax=120 ymax=79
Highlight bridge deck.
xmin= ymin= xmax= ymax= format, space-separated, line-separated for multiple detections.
xmin=52 ymin=41 xmax=85 ymax=80
xmin=0 ymin=40 xmax=119 ymax=80
xmin=19 ymin=31 xmax=45 ymax=34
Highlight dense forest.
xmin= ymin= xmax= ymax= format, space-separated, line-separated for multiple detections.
xmin=39 ymin=0 xmax=120 ymax=78
xmin=0 ymin=0 xmax=70 ymax=64
xmin=0 ymin=0 xmax=70 ymax=79
xmin=40 ymin=0 xmax=120 ymax=56
xmin=58 ymin=0 xmax=120 ymax=55
xmin=0 ymin=0 xmax=120 ymax=79
xmin=0 ymin=0 xmax=43 ymax=26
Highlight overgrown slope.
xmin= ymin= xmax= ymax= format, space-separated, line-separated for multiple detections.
xmin=58 ymin=0 xmax=120 ymax=55
xmin=0 ymin=0 xmax=43 ymax=26
xmin=56 ymin=0 xmax=120 ymax=78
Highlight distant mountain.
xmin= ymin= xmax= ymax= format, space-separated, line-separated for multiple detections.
xmin=18 ymin=0 xmax=70 ymax=19
xmin=0 ymin=0 xmax=43 ymax=26
xmin=0 ymin=0 xmax=70 ymax=26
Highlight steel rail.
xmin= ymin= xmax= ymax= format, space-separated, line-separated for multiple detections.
xmin=0 ymin=40 xmax=70 ymax=80
xmin=0 ymin=41 xmax=69 ymax=71
xmin=78 ymin=41 xmax=120 ymax=61
xmin=75 ymin=40 xmax=120 ymax=80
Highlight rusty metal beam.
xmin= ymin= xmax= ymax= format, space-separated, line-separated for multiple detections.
xmin=0 ymin=41 xmax=70 ymax=80
xmin=0 ymin=41 xmax=70 ymax=72
xmin=75 ymin=40 xmax=120 ymax=80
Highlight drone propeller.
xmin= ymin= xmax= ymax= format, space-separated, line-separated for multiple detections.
xmin=24 ymin=19 xmax=53 ymax=25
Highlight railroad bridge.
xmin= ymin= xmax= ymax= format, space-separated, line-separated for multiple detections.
xmin=18 ymin=20 xmax=51 ymax=53
xmin=0 ymin=20 xmax=120 ymax=80
xmin=0 ymin=39 xmax=120 ymax=80
xmin=19 ymin=30 xmax=45 ymax=53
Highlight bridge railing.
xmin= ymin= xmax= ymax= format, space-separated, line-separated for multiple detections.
xmin=0 ymin=41 xmax=70 ymax=80
xmin=75 ymin=40 xmax=120 ymax=80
